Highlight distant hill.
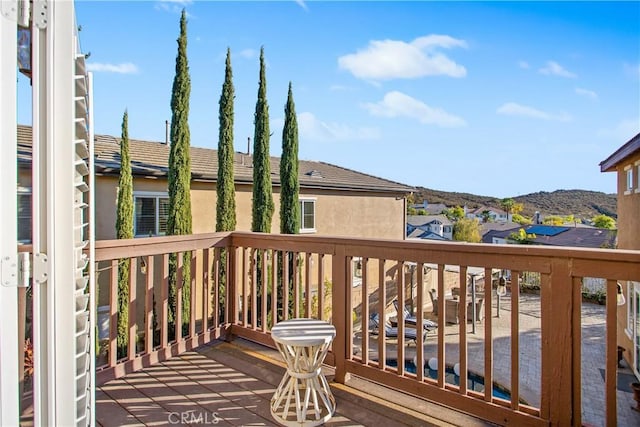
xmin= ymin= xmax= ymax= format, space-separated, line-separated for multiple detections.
xmin=412 ymin=188 xmax=617 ymax=219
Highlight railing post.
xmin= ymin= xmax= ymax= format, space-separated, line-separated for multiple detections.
xmin=332 ymin=245 xmax=349 ymax=383
xmin=541 ymin=259 xmax=574 ymax=425
xmin=225 ymin=244 xmax=237 ymax=340
xmin=605 ymin=279 xmax=618 ymax=427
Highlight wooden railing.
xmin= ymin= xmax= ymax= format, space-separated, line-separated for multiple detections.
xmin=92 ymin=232 xmax=640 ymax=426
xmin=93 ymin=233 xmax=232 ymax=383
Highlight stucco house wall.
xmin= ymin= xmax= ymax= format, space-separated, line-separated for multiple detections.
xmin=600 ymin=132 xmax=640 ymax=375
xmin=614 ymin=150 xmax=640 ymax=251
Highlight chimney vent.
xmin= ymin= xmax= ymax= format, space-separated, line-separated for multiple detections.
xmin=247 ymin=137 xmax=251 ymax=155
xmin=165 ymin=120 xmax=169 ymax=145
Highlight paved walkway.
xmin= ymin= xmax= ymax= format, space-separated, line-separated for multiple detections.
xmin=359 ymin=294 xmax=640 ymax=426
xmin=496 ymin=295 xmax=639 ymax=426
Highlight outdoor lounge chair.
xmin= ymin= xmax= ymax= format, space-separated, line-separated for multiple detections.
xmin=369 ymin=312 xmax=427 ymax=343
xmin=392 ymin=300 xmax=437 ymax=332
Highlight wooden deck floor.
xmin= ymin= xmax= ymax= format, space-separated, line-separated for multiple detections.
xmin=97 ymin=339 xmax=492 ymax=427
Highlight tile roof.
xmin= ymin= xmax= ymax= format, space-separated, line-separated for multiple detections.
xmin=406 ymin=214 xmax=452 ymax=227
xmin=17 ymin=125 xmax=414 ymax=194
xmin=468 ymin=206 xmax=508 ymax=215
xmin=480 ymin=221 xmax=521 ymax=235
xmin=482 ymin=224 xmax=617 ymax=248
xmin=407 ymin=229 xmax=447 ymax=240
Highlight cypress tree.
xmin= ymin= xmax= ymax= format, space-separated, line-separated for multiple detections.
xmin=167 ymin=9 xmax=193 ymax=327
xmin=280 ymin=82 xmax=300 ymax=235
xmin=216 ymin=48 xmax=237 ymax=232
xmin=251 ymin=47 xmax=274 ymax=325
xmin=280 ymin=83 xmax=301 ymax=318
xmin=251 ymin=46 xmax=274 ymax=233
xmin=115 ymin=110 xmax=133 ymax=357
xmin=216 ymin=48 xmax=237 ymax=323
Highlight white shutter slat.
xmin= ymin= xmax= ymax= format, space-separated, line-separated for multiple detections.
xmin=73 ymin=40 xmax=92 ymax=427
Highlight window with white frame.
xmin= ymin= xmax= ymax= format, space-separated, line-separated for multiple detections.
xmin=625 ymin=165 xmax=633 ymax=194
xmin=134 ymin=192 xmax=169 ymax=237
xmin=299 ymin=198 xmax=316 ymax=233
xmin=17 ymin=187 xmax=32 ymax=243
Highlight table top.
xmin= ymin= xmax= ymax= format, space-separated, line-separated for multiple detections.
xmin=271 ymin=318 xmax=336 ymax=347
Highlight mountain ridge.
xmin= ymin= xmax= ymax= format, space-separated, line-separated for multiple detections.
xmin=412 ymin=187 xmax=617 ymax=219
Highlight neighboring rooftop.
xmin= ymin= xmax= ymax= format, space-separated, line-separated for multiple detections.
xmin=482 ymin=224 xmax=617 ymax=248
xmin=467 ymin=205 xmax=508 ymax=216
xmin=408 ymin=200 xmax=448 ymax=215
xmin=17 ymin=124 xmax=414 ymax=194
xmin=600 ymin=132 xmax=640 ymax=172
xmin=406 ymin=214 xmax=452 ymax=228
xmin=480 ymin=221 xmax=522 ymax=236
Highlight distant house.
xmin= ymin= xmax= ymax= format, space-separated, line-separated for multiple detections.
xmin=17 ymin=125 xmax=414 ymax=242
xmin=482 ymin=224 xmax=616 ymax=248
xmin=406 ymin=215 xmax=453 ymax=240
xmin=600 ymin=131 xmax=640 ymax=376
xmin=409 ymin=200 xmax=448 ymax=215
xmin=465 ymin=206 xmax=509 ymax=222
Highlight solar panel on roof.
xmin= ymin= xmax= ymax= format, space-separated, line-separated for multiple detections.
xmin=526 ymin=225 xmax=569 ymax=236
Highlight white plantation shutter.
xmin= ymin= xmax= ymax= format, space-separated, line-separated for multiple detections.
xmin=30 ymin=1 xmax=95 ymax=425
xmin=135 ymin=197 xmax=157 ymax=236
xmin=73 ymin=51 xmax=93 ymax=426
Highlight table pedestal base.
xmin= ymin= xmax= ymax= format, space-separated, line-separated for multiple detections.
xmin=270 ymin=343 xmax=336 ymax=426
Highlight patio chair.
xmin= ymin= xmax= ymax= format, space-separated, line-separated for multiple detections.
xmin=444 ymin=298 xmax=485 ymax=325
xmin=392 ymin=300 xmax=437 ymax=332
xmin=369 ymin=312 xmax=427 ymax=344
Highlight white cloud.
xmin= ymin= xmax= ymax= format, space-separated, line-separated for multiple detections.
xmin=362 ymin=91 xmax=467 ymax=128
xmin=575 ymin=87 xmax=598 ymax=100
xmin=237 ymin=49 xmax=257 ymax=59
xmin=497 ymin=102 xmax=572 ymax=121
xmin=518 ymin=61 xmax=530 ymax=69
xmin=295 ymin=0 xmax=308 ymax=11
xmin=338 ymin=35 xmax=467 ymax=81
xmin=87 ymin=62 xmax=139 ymax=74
xmin=154 ymin=0 xmax=193 ymax=15
xmin=297 ymin=112 xmax=381 ymax=142
xmin=597 ymin=118 xmax=640 ymax=141
xmin=539 ymin=61 xmax=576 ymax=78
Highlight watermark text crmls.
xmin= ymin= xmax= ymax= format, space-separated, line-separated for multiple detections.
xmin=168 ymin=410 xmax=220 ymax=425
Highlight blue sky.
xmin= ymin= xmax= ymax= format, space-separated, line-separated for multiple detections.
xmin=17 ymin=1 xmax=640 ymax=198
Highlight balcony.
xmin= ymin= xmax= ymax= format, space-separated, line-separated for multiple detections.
xmin=23 ymin=231 xmax=640 ymax=426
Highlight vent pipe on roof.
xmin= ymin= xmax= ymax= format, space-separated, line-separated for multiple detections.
xmin=165 ymin=120 xmax=169 ymax=145
xmin=247 ymin=136 xmax=250 ymax=155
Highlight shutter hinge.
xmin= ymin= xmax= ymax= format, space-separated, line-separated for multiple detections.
xmin=1 ymin=0 xmax=32 ymax=27
xmin=32 ymin=0 xmax=47 ymax=29
xmin=1 ymin=255 xmax=19 ymax=287
xmin=32 ymin=253 xmax=48 ymax=284
xmin=1 ymin=252 xmax=46 ymax=287
xmin=0 ymin=0 xmax=18 ymax=22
